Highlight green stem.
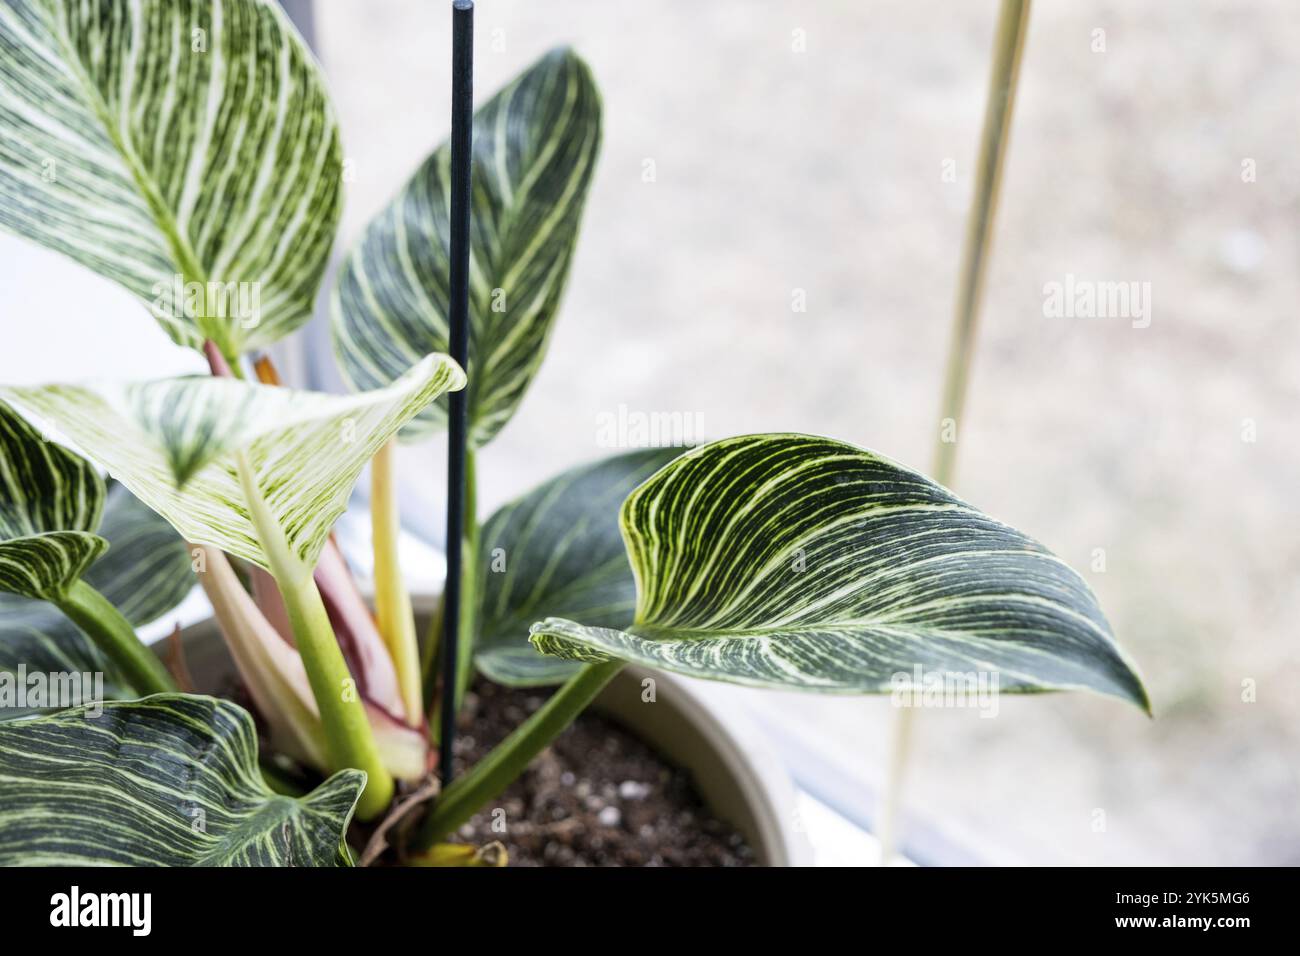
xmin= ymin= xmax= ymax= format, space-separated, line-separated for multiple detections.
xmin=879 ymin=0 xmax=1032 ymax=866
xmin=234 ymin=451 xmax=394 ymax=820
xmin=55 ymin=579 xmax=175 ymax=696
xmin=411 ymin=660 xmax=623 ymax=850
xmin=279 ymin=571 xmax=394 ymax=818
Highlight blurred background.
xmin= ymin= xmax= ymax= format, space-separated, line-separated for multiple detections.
xmin=2 ymin=0 xmax=1296 ymax=864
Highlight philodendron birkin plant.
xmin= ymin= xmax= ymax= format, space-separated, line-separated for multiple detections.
xmin=0 ymin=0 xmax=1147 ymax=866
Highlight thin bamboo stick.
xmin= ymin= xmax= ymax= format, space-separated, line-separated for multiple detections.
xmin=877 ymin=0 xmax=1033 ymax=865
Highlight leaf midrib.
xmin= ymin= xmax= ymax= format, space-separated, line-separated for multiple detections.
xmin=190 ymin=794 xmax=306 ymax=865
xmin=43 ymin=6 xmax=213 ymax=344
xmin=629 ymin=591 xmax=1111 ymax=644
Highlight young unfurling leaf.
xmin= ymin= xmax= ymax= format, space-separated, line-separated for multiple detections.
xmin=1 ymin=355 xmax=465 ymax=578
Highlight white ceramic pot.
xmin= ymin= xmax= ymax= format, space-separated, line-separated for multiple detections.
xmin=594 ymin=664 xmax=812 ymax=866
xmin=174 ymin=597 xmax=813 ymax=867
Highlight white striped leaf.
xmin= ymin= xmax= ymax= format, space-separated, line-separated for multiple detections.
xmin=530 ymin=434 xmax=1149 ymax=709
xmin=0 ymin=694 xmax=365 ymax=865
xmin=331 ymin=47 xmax=601 ymax=448
xmin=0 ymin=482 xmax=195 ymax=709
xmin=0 ymin=399 xmax=105 ymax=601
xmin=0 ymin=0 xmax=341 ymax=358
xmin=476 ymin=448 xmax=683 ymax=687
xmin=1 ymin=354 xmax=465 ymax=574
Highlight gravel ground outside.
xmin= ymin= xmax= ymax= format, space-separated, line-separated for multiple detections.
xmin=312 ymin=0 xmax=1297 ymax=865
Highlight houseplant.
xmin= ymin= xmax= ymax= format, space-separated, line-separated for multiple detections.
xmin=0 ymin=0 xmax=1147 ymax=866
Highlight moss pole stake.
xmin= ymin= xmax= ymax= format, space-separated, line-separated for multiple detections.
xmin=877 ymin=0 xmax=1032 ymax=864
xmin=440 ymin=0 xmax=475 ymax=790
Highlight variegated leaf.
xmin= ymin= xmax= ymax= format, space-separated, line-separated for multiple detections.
xmin=0 ymin=694 xmax=364 ymax=865
xmin=88 ymin=481 xmax=195 ymax=626
xmin=530 ymin=434 xmax=1149 ymax=709
xmin=1 ymin=482 xmax=195 ymax=711
xmin=0 ymin=354 xmax=465 ymax=574
xmin=0 ymin=0 xmax=341 ymax=358
xmin=0 ymin=591 xmax=89 ymax=671
xmin=331 ymin=47 xmax=601 ymax=447
xmin=0 ymin=399 xmax=105 ymax=600
xmin=476 ymin=448 xmax=682 ymax=687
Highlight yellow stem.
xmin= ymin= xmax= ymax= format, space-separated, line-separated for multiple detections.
xmin=371 ymin=439 xmax=423 ymax=725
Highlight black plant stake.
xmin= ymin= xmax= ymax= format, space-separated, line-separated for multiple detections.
xmin=440 ymin=0 xmax=474 ymax=790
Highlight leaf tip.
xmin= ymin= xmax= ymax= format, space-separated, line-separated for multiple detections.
xmin=1093 ymin=651 xmax=1152 ymax=715
xmin=529 ymin=619 xmax=617 ymax=664
xmin=1132 ymin=675 xmax=1154 ymax=718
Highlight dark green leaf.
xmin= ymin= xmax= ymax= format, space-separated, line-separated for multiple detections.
xmin=531 ymin=434 xmax=1149 ymax=710
xmin=0 ymin=694 xmax=365 ymax=865
xmin=476 ymin=448 xmax=682 ymax=687
xmin=1 ymin=483 xmax=195 ymax=715
xmin=332 ymin=47 xmax=602 ymax=448
xmin=0 ymin=400 xmax=104 ymax=601
xmin=87 ymin=483 xmax=195 ymax=627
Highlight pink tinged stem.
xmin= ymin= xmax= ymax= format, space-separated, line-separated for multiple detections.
xmin=315 ymin=543 xmax=407 ymax=724
xmin=368 ymin=699 xmax=435 ymax=781
xmin=314 ymin=550 xmax=430 ymax=777
xmin=194 ymin=544 xmax=431 ymax=782
xmin=203 ymin=340 xmax=235 ymax=377
xmin=257 ymin=539 xmax=411 ymax=731
xmin=250 ymin=566 xmax=294 ymax=645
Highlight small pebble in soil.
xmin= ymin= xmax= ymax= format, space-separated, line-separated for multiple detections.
xmin=619 ymin=780 xmax=652 ymax=800
xmin=450 ymin=679 xmax=756 ymax=867
xmin=597 ymin=806 xmax=621 ymax=827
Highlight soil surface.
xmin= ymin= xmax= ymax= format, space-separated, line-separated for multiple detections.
xmin=448 ymin=680 xmax=756 ymax=866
